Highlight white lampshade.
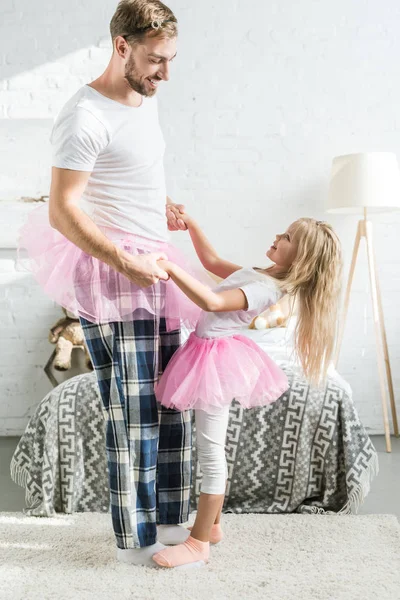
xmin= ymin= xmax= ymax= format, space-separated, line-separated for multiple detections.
xmin=327 ymin=152 xmax=400 ymax=214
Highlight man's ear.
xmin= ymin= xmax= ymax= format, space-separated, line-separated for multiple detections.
xmin=114 ymin=36 xmax=129 ymax=59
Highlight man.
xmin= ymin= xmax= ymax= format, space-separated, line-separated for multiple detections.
xmin=48 ymin=0 xmax=197 ymax=567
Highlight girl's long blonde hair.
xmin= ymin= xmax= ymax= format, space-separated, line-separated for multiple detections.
xmin=277 ymin=218 xmax=343 ymax=386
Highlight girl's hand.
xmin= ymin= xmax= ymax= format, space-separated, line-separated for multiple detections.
xmin=157 ymin=258 xmax=173 ymax=279
xmin=118 ymin=251 xmax=170 ymax=286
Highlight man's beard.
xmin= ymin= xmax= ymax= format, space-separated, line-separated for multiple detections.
xmin=124 ymin=53 xmax=156 ymax=97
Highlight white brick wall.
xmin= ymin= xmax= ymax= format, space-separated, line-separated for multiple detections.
xmin=1 ymin=0 xmax=400 ymax=435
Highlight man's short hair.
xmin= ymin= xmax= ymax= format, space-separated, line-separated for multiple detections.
xmin=110 ymin=0 xmax=178 ymax=45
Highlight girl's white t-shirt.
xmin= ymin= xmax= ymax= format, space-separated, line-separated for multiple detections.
xmin=195 ymin=267 xmax=284 ymax=338
xmin=50 ymin=85 xmax=169 ymax=242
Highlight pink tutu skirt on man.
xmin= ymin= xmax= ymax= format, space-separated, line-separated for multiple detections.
xmin=16 ymin=202 xmax=212 ymax=331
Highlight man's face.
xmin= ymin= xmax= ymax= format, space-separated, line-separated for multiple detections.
xmin=124 ymin=35 xmax=177 ymax=97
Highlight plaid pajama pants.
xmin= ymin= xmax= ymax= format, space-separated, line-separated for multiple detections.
xmin=79 ymin=315 xmax=192 ymax=549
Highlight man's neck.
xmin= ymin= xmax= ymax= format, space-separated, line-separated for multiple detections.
xmin=88 ymin=69 xmax=143 ymax=108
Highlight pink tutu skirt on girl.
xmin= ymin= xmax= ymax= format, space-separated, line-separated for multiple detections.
xmin=16 ymin=202 xmax=212 ymax=331
xmin=155 ymin=331 xmax=289 ymax=413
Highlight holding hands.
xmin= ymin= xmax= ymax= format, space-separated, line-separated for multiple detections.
xmin=166 ymin=198 xmax=193 ymax=231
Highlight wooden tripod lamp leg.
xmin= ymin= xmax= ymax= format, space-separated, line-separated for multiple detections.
xmin=334 ymin=221 xmax=362 ymax=367
xmin=369 ymin=234 xmax=399 ymax=438
xmin=365 ymin=220 xmax=392 ymax=453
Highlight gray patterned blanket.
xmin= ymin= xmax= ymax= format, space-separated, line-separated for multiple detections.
xmin=10 ymin=360 xmax=379 ymax=517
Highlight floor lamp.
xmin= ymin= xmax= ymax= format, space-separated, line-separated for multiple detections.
xmin=327 ymin=152 xmax=400 ymax=453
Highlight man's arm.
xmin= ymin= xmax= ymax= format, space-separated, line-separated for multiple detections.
xmin=49 ymin=167 xmax=169 ymax=287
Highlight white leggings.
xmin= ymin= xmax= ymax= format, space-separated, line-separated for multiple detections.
xmin=195 ymin=406 xmax=230 ymax=495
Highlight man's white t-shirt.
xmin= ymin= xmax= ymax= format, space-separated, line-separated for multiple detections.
xmin=51 ymin=85 xmax=169 ymax=242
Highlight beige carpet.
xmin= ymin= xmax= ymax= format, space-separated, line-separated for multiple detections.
xmin=0 ymin=512 xmax=399 ymax=600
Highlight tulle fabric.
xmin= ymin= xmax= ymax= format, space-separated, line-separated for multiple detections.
xmin=155 ymin=332 xmax=289 ymax=413
xmin=16 ymin=202 xmax=213 ymax=330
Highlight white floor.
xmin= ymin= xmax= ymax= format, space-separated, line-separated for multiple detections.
xmin=1 ymin=512 xmax=399 ymax=600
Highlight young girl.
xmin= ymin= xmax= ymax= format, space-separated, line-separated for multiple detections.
xmin=151 ymin=207 xmax=343 ymax=569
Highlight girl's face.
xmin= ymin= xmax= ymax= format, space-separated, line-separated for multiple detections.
xmin=266 ymin=223 xmax=299 ymax=269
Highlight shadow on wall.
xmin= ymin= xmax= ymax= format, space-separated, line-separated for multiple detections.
xmin=1 ymin=0 xmax=116 ymax=80
xmin=0 ymin=120 xmax=53 ymax=200
xmin=0 ymin=1 xmax=118 ymax=199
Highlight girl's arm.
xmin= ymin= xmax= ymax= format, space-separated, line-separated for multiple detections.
xmin=160 ymin=260 xmax=248 ymax=312
xmin=167 ymin=206 xmax=242 ymax=279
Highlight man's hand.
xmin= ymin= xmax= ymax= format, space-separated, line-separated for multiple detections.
xmin=167 ymin=204 xmax=194 ymax=231
xmin=117 ymin=251 xmax=170 ymax=287
xmin=166 ymin=201 xmax=188 ymax=231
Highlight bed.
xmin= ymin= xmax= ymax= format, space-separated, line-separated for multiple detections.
xmin=10 ymin=326 xmax=379 ymax=516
